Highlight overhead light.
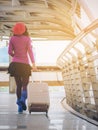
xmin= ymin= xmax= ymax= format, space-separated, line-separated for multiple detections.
xmin=12 ymin=0 xmax=20 ymax=6
xmin=44 ymin=0 xmax=48 ymax=8
xmin=31 ymin=38 xmax=48 ymax=41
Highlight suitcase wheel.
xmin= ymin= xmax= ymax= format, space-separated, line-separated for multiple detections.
xmin=29 ymin=110 xmax=31 ymax=114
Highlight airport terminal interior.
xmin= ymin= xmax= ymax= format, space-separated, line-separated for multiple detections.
xmin=0 ymin=0 xmax=98 ymax=129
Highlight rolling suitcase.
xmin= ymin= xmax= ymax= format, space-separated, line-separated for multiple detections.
xmin=27 ymin=82 xmax=50 ymax=117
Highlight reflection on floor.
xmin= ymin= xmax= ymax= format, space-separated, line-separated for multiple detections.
xmin=0 ymin=86 xmax=98 ymax=130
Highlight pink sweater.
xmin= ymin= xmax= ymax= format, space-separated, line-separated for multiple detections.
xmin=8 ymin=35 xmax=35 ymax=64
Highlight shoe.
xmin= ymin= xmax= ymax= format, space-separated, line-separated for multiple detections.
xmin=20 ymin=90 xmax=27 ymax=111
xmin=16 ymin=99 xmax=23 ymax=113
xmin=20 ymin=100 xmax=27 ymax=110
xmin=18 ymin=105 xmax=23 ymax=114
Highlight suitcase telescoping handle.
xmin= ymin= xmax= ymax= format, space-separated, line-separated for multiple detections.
xmin=31 ymin=70 xmax=42 ymax=83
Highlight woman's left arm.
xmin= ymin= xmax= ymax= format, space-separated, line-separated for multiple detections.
xmin=8 ymin=38 xmax=14 ymax=57
xmin=27 ymin=38 xmax=35 ymax=63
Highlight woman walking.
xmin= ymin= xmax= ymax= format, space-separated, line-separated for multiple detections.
xmin=8 ymin=22 xmax=37 ymax=113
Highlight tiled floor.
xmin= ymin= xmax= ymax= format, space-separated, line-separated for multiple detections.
xmin=0 ymin=86 xmax=98 ymax=130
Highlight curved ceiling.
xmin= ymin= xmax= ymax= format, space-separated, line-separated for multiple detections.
xmin=0 ymin=0 xmax=80 ymax=40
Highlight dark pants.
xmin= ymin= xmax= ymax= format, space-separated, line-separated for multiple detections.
xmin=14 ymin=76 xmax=29 ymax=99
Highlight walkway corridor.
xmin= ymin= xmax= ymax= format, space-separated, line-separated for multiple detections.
xmin=0 ymin=86 xmax=98 ymax=130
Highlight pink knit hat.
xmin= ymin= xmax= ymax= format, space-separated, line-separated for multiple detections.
xmin=12 ymin=22 xmax=26 ymax=35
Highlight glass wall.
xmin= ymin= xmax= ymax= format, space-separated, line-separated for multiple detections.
xmin=0 ymin=39 xmax=70 ymax=67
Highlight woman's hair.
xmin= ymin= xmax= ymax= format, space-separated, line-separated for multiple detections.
xmin=23 ymin=26 xmax=29 ymax=36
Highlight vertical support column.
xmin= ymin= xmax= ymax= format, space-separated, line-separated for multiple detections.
xmin=62 ymin=61 xmax=73 ymax=107
xmin=69 ymin=58 xmax=78 ymax=109
xmin=9 ymin=56 xmax=16 ymax=93
xmin=9 ymin=77 xmax=16 ymax=93
xmin=93 ymin=40 xmax=98 ymax=114
xmin=81 ymin=41 xmax=98 ymax=119
xmin=78 ymin=52 xmax=91 ymax=112
xmin=72 ymin=54 xmax=84 ymax=114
